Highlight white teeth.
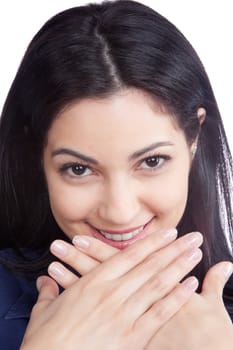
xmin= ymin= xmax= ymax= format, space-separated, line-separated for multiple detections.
xmin=100 ymin=226 xmax=144 ymax=241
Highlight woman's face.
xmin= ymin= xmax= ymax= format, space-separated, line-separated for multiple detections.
xmin=43 ymin=88 xmax=193 ymax=249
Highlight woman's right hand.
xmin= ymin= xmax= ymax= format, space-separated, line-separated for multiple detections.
xmin=20 ymin=228 xmax=202 ymax=350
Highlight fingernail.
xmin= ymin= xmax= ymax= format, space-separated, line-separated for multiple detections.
xmin=185 ymin=232 xmax=203 ymax=247
xmin=72 ymin=235 xmax=90 ymax=250
xmin=185 ymin=248 xmax=202 ymax=261
xmin=36 ymin=276 xmax=44 ymax=291
xmin=50 ymin=241 xmax=68 ymax=257
xmin=183 ymin=276 xmax=199 ymax=291
xmin=161 ymin=228 xmax=177 ymax=240
xmin=48 ymin=262 xmax=65 ymax=278
xmin=222 ymin=262 xmax=233 ymax=279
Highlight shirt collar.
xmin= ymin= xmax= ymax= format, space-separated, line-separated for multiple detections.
xmin=4 ymin=281 xmax=38 ymax=320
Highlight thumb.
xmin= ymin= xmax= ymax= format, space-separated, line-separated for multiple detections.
xmin=202 ymin=261 xmax=233 ymax=298
xmin=36 ymin=275 xmax=59 ymax=304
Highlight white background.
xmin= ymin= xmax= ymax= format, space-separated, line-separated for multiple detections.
xmin=0 ymin=1 xmax=232 ymax=150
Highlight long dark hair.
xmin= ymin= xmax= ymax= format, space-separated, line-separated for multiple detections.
xmin=0 ymin=0 xmax=232 ymax=282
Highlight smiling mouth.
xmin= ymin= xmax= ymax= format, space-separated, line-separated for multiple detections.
xmin=87 ymin=218 xmax=154 ymax=248
xmin=99 ymin=226 xmax=144 ymax=241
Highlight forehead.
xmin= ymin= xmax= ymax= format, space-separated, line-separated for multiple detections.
xmin=51 ymin=88 xmax=178 ymax=128
xmin=45 ymin=89 xmax=186 ymax=154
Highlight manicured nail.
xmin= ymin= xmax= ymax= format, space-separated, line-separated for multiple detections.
xmin=185 ymin=248 xmax=202 ymax=261
xmin=48 ymin=262 xmax=65 ymax=278
xmin=50 ymin=241 xmax=68 ymax=256
xmin=185 ymin=232 xmax=203 ymax=247
xmin=36 ymin=276 xmax=44 ymax=291
xmin=183 ymin=276 xmax=199 ymax=291
xmin=72 ymin=235 xmax=90 ymax=250
xmin=222 ymin=262 xmax=233 ymax=279
xmin=161 ymin=228 xmax=177 ymax=240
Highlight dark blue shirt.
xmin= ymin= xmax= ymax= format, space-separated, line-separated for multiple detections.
xmin=0 ymin=248 xmax=233 ymax=349
xmin=0 ymin=250 xmax=38 ymax=350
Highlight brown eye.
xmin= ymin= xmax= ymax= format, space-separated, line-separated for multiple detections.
xmin=139 ymin=155 xmax=170 ymax=171
xmin=59 ymin=163 xmax=93 ymax=177
xmin=71 ymin=164 xmax=88 ymax=175
xmin=145 ymin=156 xmax=160 ymax=167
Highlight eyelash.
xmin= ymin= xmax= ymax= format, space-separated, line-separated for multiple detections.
xmin=58 ymin=154 xmax=171 ymax=178
xmin=58 ymin=162 xmax=94 ymax=178
xmin=138 ymin=154 xmax=171 ymax=172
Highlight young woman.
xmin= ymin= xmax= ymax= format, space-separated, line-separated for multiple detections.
xmin=0 ymin=0 xmax=233 ymax=349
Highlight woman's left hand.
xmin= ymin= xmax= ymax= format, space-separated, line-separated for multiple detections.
xmin=145 ymin=262 xmax=233 ymax=350
xmin=48 ymin=235 xmax=233 ymax=350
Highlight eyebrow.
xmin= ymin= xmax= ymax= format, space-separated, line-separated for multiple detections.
xmin=128 ymin=141 xmax=174 ymax=160
xmin=51 ymin=141 xmax=174 ymax=164
xmin=51 ymin=148 xmax=98 ymax=164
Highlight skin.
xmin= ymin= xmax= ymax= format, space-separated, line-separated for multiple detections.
xmin=21 ymin=232 xmax=203 ymax=350
xmin=21 ymin=88 xmax=233 ymax=349
xmin=43 ymin=88 xmax=193 ymax=247
xmin=47 ymin=236 xmax=233 ymax=350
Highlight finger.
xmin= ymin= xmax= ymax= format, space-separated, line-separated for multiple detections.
xmin=50 ymin=240 xmax=100 ymax=275
xmin=48 ymin=261 xmax=79 ymax=289
xmin=49 ymin=231 xmax=178 ymax=289
xmin=134 ymin=276 xmax=199 ymax=344
xmin=36 ymin=275 xmax=59 ymax=303
xmin=95 ymin=230 xmax=201 ymax=281
xmin=48 ymin=235 xmax=118 ymax=288
xmin=50 ymin=228 xmax=177 ymax=278
xmin=28 ymin=276 xmax=59 ymax=332
xmin=202 ymin=261 xmax=233 ymax=299
xmin=72 ymin=235 xmax=119 ymax=261
xmin=121 ymin=248 xmax=202 ymax=316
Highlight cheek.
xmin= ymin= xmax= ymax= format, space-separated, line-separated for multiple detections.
xmin=144 ymin=167 xmax=189 ymax=219
xmin=47 ymin=182 xmax=99 ymax=223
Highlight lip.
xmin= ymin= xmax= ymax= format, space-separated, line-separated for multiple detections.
xmin=88 ymin=217 xmax=154 ymax=249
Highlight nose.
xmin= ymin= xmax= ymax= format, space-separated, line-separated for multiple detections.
xmin=98 ymin=176 xmax=141 ymax=226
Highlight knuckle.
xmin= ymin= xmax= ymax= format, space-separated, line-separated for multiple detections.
xmin=148 ymin=274 xmax=168 ymax=297
xmin=141 ymin=252 xmax=161 ymax=273
xmin=153 ymin=301 xmax=171 ymax=322
xmin=173 ymin=285 xmax=189 ymax=305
